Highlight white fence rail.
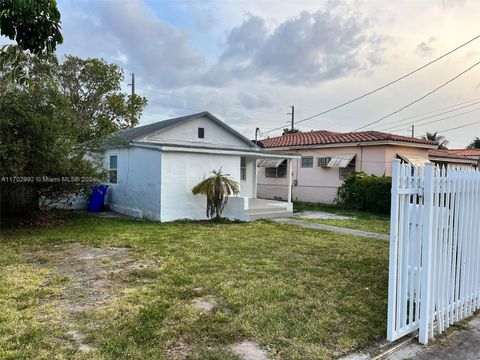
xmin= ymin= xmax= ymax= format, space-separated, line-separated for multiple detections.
xmin=387 ymin=159 xmax=480 ymax=344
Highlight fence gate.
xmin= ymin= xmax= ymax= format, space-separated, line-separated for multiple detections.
xmin=387 ymin=159 xmax=480 ymax=344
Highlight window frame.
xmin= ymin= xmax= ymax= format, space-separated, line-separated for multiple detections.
xmin=109 ymin=154 xmax=118 ymax=184
xmin=265 ymin=160 xmax=287 ymax=178
xmin=198 ymin=127 xmax=205 ymax=139
xmin=339 ymin=159 xmax=355 ymax=180
xmin=240 ymin=157 xmax=247 ymax=181
xmin=301 ymin=156 xmax=314 ymax=168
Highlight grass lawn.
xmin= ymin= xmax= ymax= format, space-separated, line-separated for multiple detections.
xmin=0 ymin=213 xmax=389 ymax=360
xmin=294 ymin=202 xmax=391 ymax=235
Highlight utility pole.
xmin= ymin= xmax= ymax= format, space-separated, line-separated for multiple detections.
xmin=128 ymin=73 xmax=135 ymax=123
xmin=287 ymin=105 xmax=295 ymax=131
xmin=255 ymin=127 xmax=260 ymax=145
xmin=411 ymin=124 xmax=415 ymax=138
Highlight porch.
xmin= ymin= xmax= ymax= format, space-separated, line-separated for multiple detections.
xmin=226 ymin=153 xmax=298 ymax=221
xmin=246 ymin=198 xmax=293 ymax=220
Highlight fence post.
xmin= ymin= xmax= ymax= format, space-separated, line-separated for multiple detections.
xmin=387 ymin=159 xmax=401 ymax=341
xmin=419 ymin=163 xmax=435 ymax=344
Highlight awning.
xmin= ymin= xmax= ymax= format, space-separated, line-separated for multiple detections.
xmin=257 ymin=158 xmax=286 ymax=168
xmin=327 ymin=153 xmax=356 ymax=168
xmin=397 ymin=153 xmax=432 ymax=166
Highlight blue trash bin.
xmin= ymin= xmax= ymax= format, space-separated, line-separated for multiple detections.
xmin=87 ymin=185 xmax=109 ymax=212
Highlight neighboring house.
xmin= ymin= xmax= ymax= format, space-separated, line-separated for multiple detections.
xmin=257 ymin=130 xmax=439 ymax=203
xmin=97 ymin=112 xmax=297 ymax=222
xmin=429 ymin=149 xmax=480 ymax=169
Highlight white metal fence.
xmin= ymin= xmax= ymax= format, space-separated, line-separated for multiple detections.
xmin=387 ymin=159 xmax=480 ymax=344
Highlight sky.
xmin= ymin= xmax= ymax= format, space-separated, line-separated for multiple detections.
xmin=6 ymin=0 xmax=480 ymax=148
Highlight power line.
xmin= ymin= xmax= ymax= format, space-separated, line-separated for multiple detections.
xmin=262 ymin=34 xmax=480 ymax=134
xmin=142 ymin=88 xmax=281 ymax=115
xmin=377 ymin=98 xmax=480 ymax=129
xmin=385 ymin=107 xmax=480 ymax=133
xmin=437 ymin=120 xmax=480 ymax=134
xmin=352 ymin=60 xmax=480 ymax=132
xmin=380 ymin=103 xmax=480 ymax=132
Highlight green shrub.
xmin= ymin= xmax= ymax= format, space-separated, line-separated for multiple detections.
xmin=336 ymin=172 xmax=391 ymax=214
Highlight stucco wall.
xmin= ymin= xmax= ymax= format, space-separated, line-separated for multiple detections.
xmin=383 ymin=145 xmax=430 ymax=175
xmin=105 ymin=147 xmax=162 ymax=220
xmin=160 ymin=151 xmax=243 ymax=222
xmin=145 ymin=115 xmax=252 ymax=149
xmin=258 ymin=146 xmax=362 ymax=203
xmin=240 ymin=157 xmax=256 ymax=198
xmin=257 ymin=144 xmax=432 ymax=204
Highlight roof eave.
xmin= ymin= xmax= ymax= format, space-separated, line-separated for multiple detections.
xmin=429 ymin=156 xmax=477 ymax=164
xmin=263 ymin=140 xmax=439 ymax=150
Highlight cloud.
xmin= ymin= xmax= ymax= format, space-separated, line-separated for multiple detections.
xmin=237 ymin=91 xmax=273 ymax=109
xmin=58 ymin=0 xmax=206 ymax=89
xmin=203 ymin=3 xmax=388 ymax=86
xmin=415 ymin=36 xmax=436 ymax=58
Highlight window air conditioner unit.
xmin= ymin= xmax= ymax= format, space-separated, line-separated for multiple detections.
xmin=317 ymin=157 xmax=331 ymax=167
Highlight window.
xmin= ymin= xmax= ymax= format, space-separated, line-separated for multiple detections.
xmin=198 ymin=127 xmax=205 ymax=139
xmin=265 ymin=160 xmax=287 ymax=178
xmin=301 ymin=156 xmax=313 ymax=168
xmin=339 ymin=160 xmax=355 ymax=180
xmin=240 ymin=157 xmax=246 ymax=181
xmin=109 ymin=155 xmax=118 ymax=184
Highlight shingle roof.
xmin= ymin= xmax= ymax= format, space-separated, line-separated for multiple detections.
xmin=429 ymin=149 xmax=480 ymax=160
xmin=104 ymin=111 xmax=256 ymax=148
xmin=259 ymin=130 xmax=438 ymax=148
xmin=112 ymin=112 xmax=210 ymax=142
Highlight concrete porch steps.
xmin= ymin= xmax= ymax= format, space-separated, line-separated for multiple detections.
xmin=246 ymin=206 xmax=287 ymax=214
xmin=248 ymin=211 xmax=294 ymax=221
xmin=245 ymin=198 xmax=293 ymax=221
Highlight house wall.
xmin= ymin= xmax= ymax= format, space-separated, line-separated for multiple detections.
xmin=240 ymin=157 xmax=256 ymax=198
xmin=257 ymin=144 xmax=431 ymax=204
xmin=144 ymin=115 xmax=253 ymax=149
xmin=105 ymin=147 xmax=162 ymax=220
xmin=160 ymin=151 xmax=246 ymax=222
xmin=383 ymin=145 xmax=431 ymax=175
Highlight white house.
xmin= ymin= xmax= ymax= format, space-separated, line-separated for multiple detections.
xmin=99 ymin=112 xmax=297 ymax=222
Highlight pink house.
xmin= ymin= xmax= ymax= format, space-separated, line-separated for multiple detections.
xmin=257 ymin=130 xmax=439 ymax=203
xmin=428 ymin=149 xmax=480 ymax=169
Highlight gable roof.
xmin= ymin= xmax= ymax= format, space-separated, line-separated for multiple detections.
xmin=108 ymin=111 xmax=257 ymax=148
xmin=260 ymin=130 xmax=438 ymax=148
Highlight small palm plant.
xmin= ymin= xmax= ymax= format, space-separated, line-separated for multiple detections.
xmin=192 ymin=169 xmax=240 ymax=220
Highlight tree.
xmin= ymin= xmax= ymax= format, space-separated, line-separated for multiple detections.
xmin=282 ymin=128 xmax=300 ymax=135
xmin=57 ymin=56 xmax=147 ymax=142
xmin=422 ymin=131 xmax=449 ymax=149
xmin=0 ymin=0 xmax=63 ymax=53
xmin=0 ymin=0 xmax=63 ymax=84
xmin=467 ymin=137 xmax=480 ymax=149
xmin=0 ymin=58 xmax=102 ymax=215
xmin=192 ymin=169 xmax=240 ymax=219
xmin=0 ymin=54 xmax=146 ymax=217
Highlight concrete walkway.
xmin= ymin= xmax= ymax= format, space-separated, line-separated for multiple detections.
xmin=385 ymin=316 xmax=480 ymax=360
xmin=342 ymin=315 xmax=480 ymax=360
xmin=274 ymin=218 xmax=390 ymax=241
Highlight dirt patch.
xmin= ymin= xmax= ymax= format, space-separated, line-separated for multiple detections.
xmin=232 ymin=341 xmax=270 ymax=360
xmin=191 ymin=295 xmax=217 ymax=312
xmin=22 ymin=243 xmax=156 ymax=351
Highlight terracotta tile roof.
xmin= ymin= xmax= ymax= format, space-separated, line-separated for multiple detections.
xmin=260 ymin=130 xmax=438 ymax=148
xmin=429 ymin=149 xmax=480 ymax=160
xmin=447 ymin=149 xmax=480 ymax=157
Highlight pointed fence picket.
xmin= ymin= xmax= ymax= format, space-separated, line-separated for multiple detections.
xmin=387 ymin=159 xmax=480 ymax=344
